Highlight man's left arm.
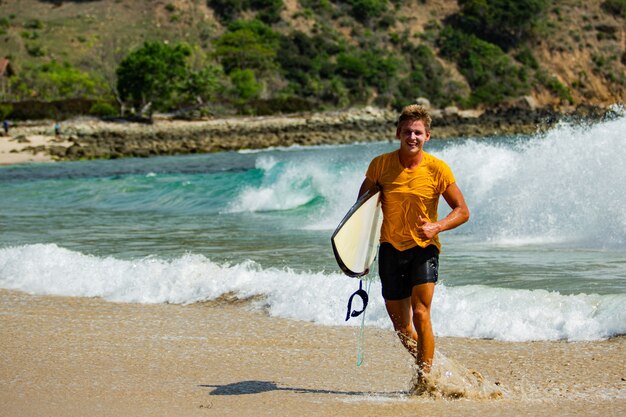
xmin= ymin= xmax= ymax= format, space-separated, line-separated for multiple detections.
xmin=416 ymin=183 xmax=470 ymax=240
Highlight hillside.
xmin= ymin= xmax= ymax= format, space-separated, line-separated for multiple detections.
xmin=0 ymin=0 xmax=624 ymax=117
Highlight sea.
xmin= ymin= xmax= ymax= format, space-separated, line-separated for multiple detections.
xmin=1 ymin=113 xmax=625 ymax=343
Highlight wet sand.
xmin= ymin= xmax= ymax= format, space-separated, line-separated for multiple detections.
xmin=1 ymin=289 xmax=624 ymax=416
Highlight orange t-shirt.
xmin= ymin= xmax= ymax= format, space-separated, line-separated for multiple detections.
xmin=365 ymin=150 xmax=456 ymax=252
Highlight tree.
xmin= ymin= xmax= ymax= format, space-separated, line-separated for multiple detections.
xmin=438 ymin=27 xmax=528 ymax=106
xmin=230 ymin=68 xmax=262 ymax=102
xmin=177 ymin=65 xmax=224 ymax=106
xmin=349 ymin=0 xmax=388 ymax=23
xmin=116 ymin=41 xmax=192 ymax=116
xmin=335 ymin=48 xmax=399 ymax=103
xmin=456 ymin=0 xmax=549 ymax=49
xmin=214 ymin=19 xmax=279 ymax=74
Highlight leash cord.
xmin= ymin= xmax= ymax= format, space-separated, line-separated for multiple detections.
xmin=356 ymin=279 xmax=372 ymax=367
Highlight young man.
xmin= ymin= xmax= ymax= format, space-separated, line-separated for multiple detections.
xmin=358 ymin=104 xmax=469 ymax=376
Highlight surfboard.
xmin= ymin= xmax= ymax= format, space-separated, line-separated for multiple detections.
xmin=331 ymin=186 xmax=383 ymax=277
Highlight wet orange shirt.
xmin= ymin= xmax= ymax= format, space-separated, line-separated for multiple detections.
xmin=366 ymin=150 xmax=455 ymax=252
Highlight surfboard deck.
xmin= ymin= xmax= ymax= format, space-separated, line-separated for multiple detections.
xmin=331 ymin=186 xmax=383 ymax=277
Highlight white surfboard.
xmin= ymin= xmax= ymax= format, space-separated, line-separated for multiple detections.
xmin=331 ymin=186 xmax=383 ymax=277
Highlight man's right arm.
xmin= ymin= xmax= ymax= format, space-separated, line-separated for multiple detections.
xmin=358 ymin=177 xmax=377 ymax=199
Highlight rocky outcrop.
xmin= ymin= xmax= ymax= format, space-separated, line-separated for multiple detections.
xmin=17 ymin=105 xmax=621 ymax=161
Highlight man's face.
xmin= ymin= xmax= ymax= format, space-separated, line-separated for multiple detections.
xmin=396 ymin=119 xmax=430 ymax=155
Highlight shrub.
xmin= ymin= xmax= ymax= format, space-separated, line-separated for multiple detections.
xmin=176 ymin=64 xmax=225 ymax=106
xmin=537 ymin=71 xmax=573 ymax=104
xmin=456 ymin=0 xmax=550 ymax=49
xmin=300 ymin=0 xmax=333 ymax=15
xmin=0 ymin=103 xmax=13 ymax=120
xmin=396 ymin=45 xmax=456 ymax=108
xmin=438 ymin=27 xmax=528 ymax=106
xmin=26 ymin=43 xmax=46 ymax=57
xmin=250 ymin=0 xmax=284 ymax=23
xmin=515 ymin=46 xmax=539 ymax=69
xmin=208 ymin=0 xmax=284 ymax=24
xmin=90 ymin=102 xmax=118 ymax=117
xmin=230 ymin=68 xmax=262 ymax=101
xmin=348 ymin=0 xmax=388 ymax=23
xmin=214 ymin=19 xmax=279 ymax=74
xmin=24 ymin=19 xmax=43 ymax=30
xmin=10 ymin=61 xmax=98 ymax=100
xmin=276 ymin=30 xmax=346 ymax=103
xmin=6 ymin=99 xmax=98 ymax=120
xmin=207 ymin=0 xmax=247 ymax=23
xmin=247 ymin=96 xmax=316 ymax=115
xmin=335 ymin=48 xmax=400 ymax=101
xmin=602 ymin=0 xmax=626 ymax=18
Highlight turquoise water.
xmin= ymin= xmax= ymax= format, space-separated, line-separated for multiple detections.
xmin=1 ymin=115 xmax=625 ymax=341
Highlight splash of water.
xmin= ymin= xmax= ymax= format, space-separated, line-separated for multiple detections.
xmin=409 ymin=351 xmax=504 ymax=400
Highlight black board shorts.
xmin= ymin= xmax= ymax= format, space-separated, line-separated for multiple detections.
xmin=378 ymin=243 xmax=439 ymax=300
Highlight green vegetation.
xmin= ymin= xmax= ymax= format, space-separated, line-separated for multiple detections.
xmin=215 ymin=19 xmax=279 ymax=74
xmin=0 ymin=103 xmax=13 ymax=119
xmin=89 ymin=101 xmax=118 ymax=118
xmin=10 ymin=61 xmax=101 ymax=101
xmin=537 ymin=71 xmax=573 ymax=104
xmin=116 ymin=41 xmax=193 ymax=116
xmin=230 ymin=68 xmax=262 ymax=103
xmin=455 ymin=0 xmax=550 ymax=49
xmin=438 ymin=27 xmax=529 ymax=106
xmin=208 ymin=0 xmax=284 ymax=24
xmin=396 ymin=44 xmax=461 ymax=109
xmin=345 ymin=0 xmax=388 ymax=24
xmin=0 ymin=0 xmax=623 ymax=119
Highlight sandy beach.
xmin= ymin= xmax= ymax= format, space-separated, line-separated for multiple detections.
xmin=1 ymin=288 xmax=624 ymax=417
xmin=0 ymin=134 xmax=60 ymax=165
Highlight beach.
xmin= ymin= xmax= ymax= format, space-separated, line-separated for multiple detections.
xmin=1 ymin=289 xmax=624 ymax=417
xmin=0 ymin=133 xmax=60 ymax=165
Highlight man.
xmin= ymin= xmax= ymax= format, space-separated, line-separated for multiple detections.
xmin=358 ymin=104 xmax=469 ymax=377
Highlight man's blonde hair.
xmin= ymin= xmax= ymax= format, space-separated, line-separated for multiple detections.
xmin=397 ymin=104 xmax=432 ymax=132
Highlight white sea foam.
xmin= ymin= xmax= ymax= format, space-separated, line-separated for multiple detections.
xmin=438 ymin=115 xmax=626 ymax=248
xmin=1 ymin=244 xmax=624 ymax=342
xmin=264 ymin=114 xmax=626 ymax=248
xmin=227 ymin=157 xmax=334 ymax=212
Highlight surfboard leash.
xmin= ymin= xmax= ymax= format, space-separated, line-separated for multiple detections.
xmin=345 ymin=280 xmax=369 ymax=321
xmin=345 ymin=279 xmax=371 ymax=366
xmin=356 ymin=279 xmax=373 ymax=366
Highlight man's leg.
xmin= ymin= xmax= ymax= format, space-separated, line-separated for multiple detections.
xmin=385 ymin=297 xmax=418 ymax=358
xmin=411 ymin=283 xmax=435 ymax=372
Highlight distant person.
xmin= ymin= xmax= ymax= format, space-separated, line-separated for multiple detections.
xmin=357 ymin=104 xmax=470 ymax=385
xmin=54 ymin=122 xmax=61 ymax=136
xmin=3 ymin=120 xmax=8 ymax=136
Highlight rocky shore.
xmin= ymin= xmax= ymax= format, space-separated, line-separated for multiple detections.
xmin=1 ymin=104 xmax=619 ymax=163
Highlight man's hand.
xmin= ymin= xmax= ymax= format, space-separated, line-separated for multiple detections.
xmin=416 ymin=216 xmax=441 ymax=240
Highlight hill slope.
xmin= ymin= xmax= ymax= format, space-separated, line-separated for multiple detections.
xmin=0 ymin=0 xmax=624 ymax=114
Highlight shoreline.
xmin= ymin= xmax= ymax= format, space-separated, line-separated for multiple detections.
xmin=1 ymin=289 xmax=624 ymax=416
xmin=1 ymin=104 xmax=618 ymax=166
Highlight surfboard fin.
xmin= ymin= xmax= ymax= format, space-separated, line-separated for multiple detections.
xmin=345 ymin=280 xmax=369 ymax=321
